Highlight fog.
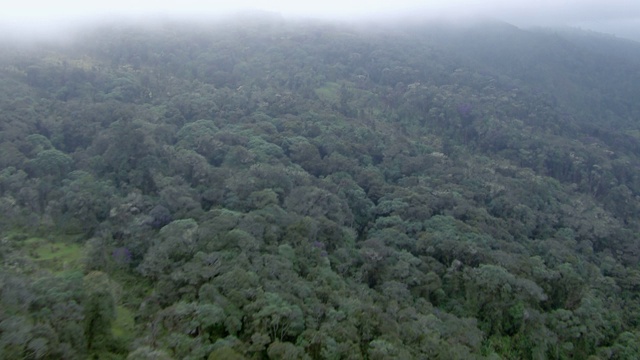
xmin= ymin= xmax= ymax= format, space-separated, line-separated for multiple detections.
xmin=2 ymin=0 xmax=640 ymax=41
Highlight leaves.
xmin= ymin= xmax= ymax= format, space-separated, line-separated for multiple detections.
xmin=1 ymin=15 xmax=640 ymax=360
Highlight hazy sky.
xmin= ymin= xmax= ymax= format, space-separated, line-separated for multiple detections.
xmin=3 ymin=0 xmax=640 ymax=40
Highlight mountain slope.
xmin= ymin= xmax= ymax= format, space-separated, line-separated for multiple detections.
xmin=1 ymin=16 xmax=640 ymax=359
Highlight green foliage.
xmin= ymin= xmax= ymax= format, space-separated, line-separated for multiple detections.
xmin=267 ymin=341 xmax=309 ymax=360
xmin=176 ymin=120 xmax=220 ymax=158
xmin=25 ymin=134 xmax=53 ymax=156
xmin=208 ymin=346 xmax=246 ymax=360
xmin=113 ymin=306 xmax=135 ymax=339
xmin=1 ymin=15 xmax=640 ymax=359
xmin=83 ymin=271 xmax=124 ymax=357
xmin=250 ymin=292 xmax=305 ymax=342
xmin=26 ymin=149 xmax=73 ymax=178
xmin=138 ymin=218 xmax=199 ymax=279
xmin=27 ymin=238 xmax=83 ymax=271
xmin=126 ymin=346 xmax=173 ymax=360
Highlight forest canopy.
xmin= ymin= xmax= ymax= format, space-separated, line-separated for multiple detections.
xmin=1 ymin=15 xmax=640 ymax=359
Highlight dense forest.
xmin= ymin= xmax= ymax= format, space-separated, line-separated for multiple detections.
xmin=1 ymin=14 xmax=640 ymax=359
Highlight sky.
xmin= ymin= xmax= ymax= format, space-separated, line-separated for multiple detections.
xmin=2 ymin=0 xmax=640 ymax=41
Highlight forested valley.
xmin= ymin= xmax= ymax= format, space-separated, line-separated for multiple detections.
xmin=2 ymin=14 xmax=640 ymax=359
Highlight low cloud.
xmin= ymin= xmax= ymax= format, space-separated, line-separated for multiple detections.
xmin=2 ymin=0 xmax=639 ymax=40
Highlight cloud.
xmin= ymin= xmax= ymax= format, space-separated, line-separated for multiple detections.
xmin=3 ymin=0 xmax=639 ymax=20
xmin=493 ymin=0 xmax=640 ymax=24
xmin=1 ymin=0 xmax=639 ymax=40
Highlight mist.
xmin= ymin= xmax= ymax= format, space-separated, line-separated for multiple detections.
xmin=2 ymin=0 xmax=640 ymax=41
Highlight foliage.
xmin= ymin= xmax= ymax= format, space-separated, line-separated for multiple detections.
xmin=1 ymin=14 xmax=640 ymax=359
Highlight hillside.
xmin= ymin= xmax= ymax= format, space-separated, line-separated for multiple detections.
xmin=1 ymin=16 xmax=640 ymax=359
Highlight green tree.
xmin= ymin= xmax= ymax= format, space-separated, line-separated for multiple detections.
xmin=26 ymin=149 xmax=73 ymax=179
xmin=250 ymin=292 xmax=305 ymax=343
xmin=83 ymin=271 xmax=117 ymax=355
xmin=138 ymin=219 xmax=199 ymax=280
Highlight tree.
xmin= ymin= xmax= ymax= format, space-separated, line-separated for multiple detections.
xmin=83 ymin=271 xmax=117 ymax=355
xmin=26 ymin=149 xmax=73 ymax=179
xmin=138 ymin=219 xmax=199 ymax=280
xmin=285 ymin=137 xmax=322 ymax=175
xmin=57 ymin=170 xmax=116 ymax=235
xmin=284 ymin=186 xmax=353 ymax=226
xmin=127 ymin=346 xmax=173 ymax=360
xmin=209 ymin=346 xmax=246 ymax=360
xmin=250 ymin=292 xmax=305 ymax=343
xmin=176 ymin=119 xmax=221 ymax=161
xmin=463 ymin=264 xmax=547 ymax=336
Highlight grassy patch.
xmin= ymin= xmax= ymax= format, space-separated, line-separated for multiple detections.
xmin=626 ymin=129 xmax=640 ymax=139
xmin=23 ymin=237 xmax=83 ymax=272
xmin=315 ymin=82 xmax=341 ymax=103
xmin=113 ymin=306 xmax=136 ymax=339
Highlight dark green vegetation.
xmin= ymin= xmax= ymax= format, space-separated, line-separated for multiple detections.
xmin=2 ymin=15 xmax=640 ymax=359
